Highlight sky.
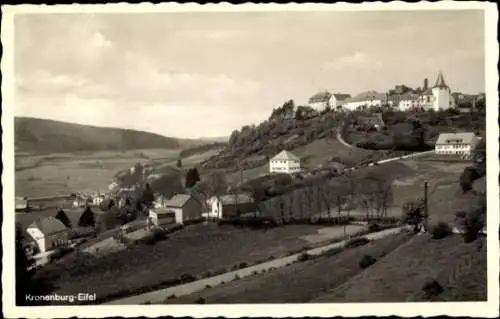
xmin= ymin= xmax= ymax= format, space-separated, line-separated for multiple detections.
xmin=14 ymin=9 xmax=485 ymax=138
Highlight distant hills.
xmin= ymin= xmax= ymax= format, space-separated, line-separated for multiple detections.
xmin=15 ymin=117 xmax=217 ymax=154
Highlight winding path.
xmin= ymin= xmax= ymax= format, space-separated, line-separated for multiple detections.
xmin=104 ymin=227 xmax=405 ymax=305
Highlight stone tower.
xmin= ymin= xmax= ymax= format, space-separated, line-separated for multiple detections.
xmin=431 ymin=71 xmax=454 ymax=111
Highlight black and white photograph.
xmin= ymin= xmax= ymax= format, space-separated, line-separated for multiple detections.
xmin=2 ymin=2 xmax=498 ymax=318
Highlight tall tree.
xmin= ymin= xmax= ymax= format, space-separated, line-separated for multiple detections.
xmin=185 ymin=168 xmax=201 ymax=188
xmin=140 ymin=183 xmax=155 ymax=208
xmin=78 ymin=206 xmax=96 ymax=228
xmin=55 ymin=208 xmax=72 ymax=228
xmin=176 ymin=158 xmax=182 ymax=168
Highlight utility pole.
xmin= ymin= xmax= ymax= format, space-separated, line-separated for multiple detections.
xmin=423 ymin=180 xmax=429 ymax=232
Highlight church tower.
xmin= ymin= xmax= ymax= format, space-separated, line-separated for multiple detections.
xmin=431 ymin=71 xmax=455 ymax=111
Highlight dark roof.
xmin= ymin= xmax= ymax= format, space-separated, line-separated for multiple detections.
xmin=165 ymin=194 xmax=196 ymax=208
xmin=28 ymin=217 xmax=67 ymax=235
xmin=433 ymin=71 xmax=448 ymax=88
xmin=308 ymin=91 xmax=331 ymax=103
xmin=332 ymin=93 xmax=351 ymax=101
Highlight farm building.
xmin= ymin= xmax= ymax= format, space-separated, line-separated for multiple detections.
xmin=308 ymin=91 xmax=351 ymax=111
xmin=343 ymin=91 xmax=388 ymax=111
xmin=269 ymin=150 xmax=301 ymax=174
xmin=148 ymin=208 xmax=176 ymax=227
xmin=164 ymin=194 xmax=202 ymax=224
xmin=434 ymin=132 xmax=479 ymax=159
xmin=15 ymin=197 xmax=29 ymax=212
xmin=26 ymin=217 xmax=69 ymax=254
xmin=207 ymin=193 xmax=257 ymax=219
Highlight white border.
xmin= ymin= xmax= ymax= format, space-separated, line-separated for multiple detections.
xmin=2 ymin=2 xmax=498 ymax=318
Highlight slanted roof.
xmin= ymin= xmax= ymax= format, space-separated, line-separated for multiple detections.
xmin=165 ymin=194 xmax=194 ymax=208
xmin=219 ymin=193 xmax=255 ymax=205
xmin=271 ymin=150 xmax=299 ymax=161
xmin=332 ymin=93 xmax=351 ymax=101
xmin=435 ymin=132 xmax=476 ymax=145
xmin=346 ymin=91 xmax=387 ymax=103
xmin=399 ymin=92 xmax=420 ymax=101
xmin=308 ymin=91 xmax=331 ymax=103
xmin=28 ymin=217 xmax=67 ymax=235
xmin=433 ymin=71 xmax=448 ymax=89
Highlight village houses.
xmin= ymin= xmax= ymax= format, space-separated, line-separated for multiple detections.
xmin=308 ymin=91 xmax=351 ymax=111
xmin=162 ymin=193 xmax=203 ymax=224
xmin=269 ymin=150 xmax=301 ymax=174
xmin=26 ymin=217 xmax=69 ymax=254
xmin=343 ymin=91 xmax=388 ymax=111
xmin=434 ymin=132 xmax=480 ymax=159
xmin=206 ymin=193 xmax=257 ymax=220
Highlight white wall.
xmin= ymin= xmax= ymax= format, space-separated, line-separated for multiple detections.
xmin=27 ymin=227 xmax=46 ymax=253
xmin=309 ymin=101 xmax=328 ymax=111
xmin=432 ymin=87 xmax=455 ymax=111
xmin=435 ymin=143 xmax=475 ymax=155
xmin=344 ymin=99 xmax=383 ymax=111
xmin=269 ymin=159 xmax=301 ymax=174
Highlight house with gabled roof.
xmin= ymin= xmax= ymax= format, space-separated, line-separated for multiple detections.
xmin=164 ymin=193 xmax=202 ymax=224
xmin=343 ymin=91 xmax=388 ymax=111
xmin=269 ymin=150 xmax=301 ymax=174
xmin=434 ymin=132 xmax=479 ymax=159
xmin=308 ymin=91 xmax=351 ymax=111
xmin=26 ymin=217 xmax=69 ymax=254
xmin=207 ymin=193 xmax=257 ymax=219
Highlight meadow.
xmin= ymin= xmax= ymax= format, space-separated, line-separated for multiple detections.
xmin=165 ymin=231 xmax=414 ymax=304
xmin=15 ymin=148 xmax=220 ymax=198
xmin=314 ymin=234 xmax=486 ymax=302
xmin=35 ymin=223 xmax=346 ymax=303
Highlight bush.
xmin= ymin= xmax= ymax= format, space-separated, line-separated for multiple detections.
xmin=297 ymin=252 xmax=311 ymax=262
xmin=321 ymin=247 xmax=344 ymax=257
xmin=345 ymin=237 xmax=370 ymax=248
xmin=166 ymin=294 xmax=176 ymax=300
xmin=459 ymin=166 xmax=480 ymax=193
xmin=359 ymin=255 xmax=377 ymax=269
xmin=195 ymin=297 xmax=206 ymax=304
xmin=422 ymin=279 xmax=444 ymax=298
xmin=233 ymin=274 xmax=240 ymax=280
xmin=430 ymin=222 xmax=453 ymax=240
xmin=368 ymin=221 xmax=381 ymax=232
xmin=239 ymin=262 xmax=248 ymax=269
xmin=461 ymin=208 xmax=485 ymax=243
xmin=179 ymin=273 xmax=196 ymax=283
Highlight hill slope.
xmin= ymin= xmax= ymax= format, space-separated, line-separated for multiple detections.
xmin=15 ymin=117 xmax=186 ymax=154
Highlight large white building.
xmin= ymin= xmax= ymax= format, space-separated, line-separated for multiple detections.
xmin=343 ymin=91 xmax=388 ymax=111
xmin=269 ymin=150 xmax=301 ymax=174
xmin=26 ymin=217 xmax=69 ymax=254
xmin=308 ymin=91 xmax=351 ymax=111
xmin=392 ymin=71 xmax=456 ymax=111
xmin=434 ymin=132 xmax=479 ymax=159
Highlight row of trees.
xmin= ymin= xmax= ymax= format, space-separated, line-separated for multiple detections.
xmin=256 ymin=172 xmax=394 ymax=224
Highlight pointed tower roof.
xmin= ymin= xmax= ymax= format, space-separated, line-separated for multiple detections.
xmin=433 ymin=71 xmax=448 ymax=88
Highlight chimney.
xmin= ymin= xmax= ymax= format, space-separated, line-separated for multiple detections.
xmin=423 ymin=78 xmax=428 ymax=91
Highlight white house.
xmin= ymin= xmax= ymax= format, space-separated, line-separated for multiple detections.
xmin=434 ymin=132 xmax=479 ymax=159
xmin=207 ymin=193 xmax=256 ymax=219
xmin=343 ymin=91 xmax=388 ymax=111
xmin=164 ymin=194 xmax=202 ymax=224
xmin=431 ymin=71 xmax=455 ymax=111
xmin=15 ymin=197 xmax=29 ymax=212
xmin=269 ymin=150 xmax=301 ymax=174
xmin=308 ymin=91 xmax=351 ymax=111
xmin=148 ymin=208 xmax=176 ymax=227
xmin=330 ymin=93 xmax=352 ymax=111
xmin=26 ymin=217 xmax=69 ymax=254
xmin=308 ymin=91 xmax=331 ymax=111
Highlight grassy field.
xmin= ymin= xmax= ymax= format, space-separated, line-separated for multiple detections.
xmin=314 ymin=234 xmax=486 ymax=302
xmin=35 ymin=223 xmax=339 ymax=303
xmin=15 ymin=149 xmax=180 ymax=198
xmin=165 ymin=231 xmax=414 ymax=304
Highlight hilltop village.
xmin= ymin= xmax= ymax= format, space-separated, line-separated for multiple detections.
xmin=16 ymin=70 xmax=486 ymax=305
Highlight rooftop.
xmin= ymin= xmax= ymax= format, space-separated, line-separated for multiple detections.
xmin=271 ymin=150 xmax=300 ymax=161
xmin=165 ymin=194 xmax=195 ymax=208
xmin=28 ymin=217 xmax=67 ymax=235
xmin=435 ymin=132 xmax=476 ymax=145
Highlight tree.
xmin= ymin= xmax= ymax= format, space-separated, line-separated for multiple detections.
xmin=78 ymin=206 xmax=96 ymax=228
xmin=140 ymin=183 xmax=155 ymax=208
xmin=401 ymin=200 xmax=425 ymax=233
xmin=185 ymin=168 xmax=201 ymax=188
xmin=55 ymin=208 xmax=72 ymax=228
xmin=194 ymin=172 xmax=228 ymax=198
xmin=176 ymin=159 xmax=182 ymax=168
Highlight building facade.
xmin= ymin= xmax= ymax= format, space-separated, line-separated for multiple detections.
xmin=434 ymin=132 xmax=479 ymax=158
xmin=343 ymin=91 xmax=388 ymax=111
xmin=269 ymin=150 xmax=301 ymax=174
xmin=149 ymin=208 xmax=176 ymax=227
xmin=26 ymin=217 xmax=69 ymax=254
xmin=164 ymin=194 xmax=202 ymax=224
xmin=209 ymin=193 xmax=256 ymax=219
